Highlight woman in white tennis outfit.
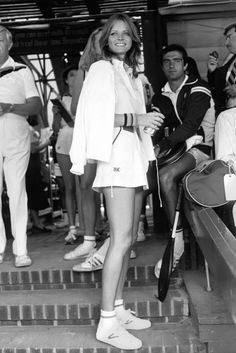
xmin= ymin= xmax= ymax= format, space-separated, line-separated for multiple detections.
xmin=70 ymin=13 xmax=164 ymax=350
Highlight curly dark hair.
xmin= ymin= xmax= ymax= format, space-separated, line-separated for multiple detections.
xmin=99 ymin=13 xmax=141 ymax=77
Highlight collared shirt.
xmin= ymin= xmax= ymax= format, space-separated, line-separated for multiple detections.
xmin=162 ymin=75 xmax=188 ymax=123
xmin=0 ymin=56 xmax=39 ymax=118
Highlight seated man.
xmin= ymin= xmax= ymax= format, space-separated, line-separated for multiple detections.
xmin=152 ymin=44 xmax=213 ymax=277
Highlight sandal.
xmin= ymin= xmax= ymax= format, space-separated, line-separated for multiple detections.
xmin=72 ymin=253 xmax=104 ymax=272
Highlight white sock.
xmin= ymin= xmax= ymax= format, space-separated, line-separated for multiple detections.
xmin=99 ymin=309 xmax=117 ymax=330
xmin=83 ymin=235 xmax=96 ymax=248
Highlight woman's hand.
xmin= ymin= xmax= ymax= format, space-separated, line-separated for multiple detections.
xmin=137 ymin=111 xmax=165 ymax=130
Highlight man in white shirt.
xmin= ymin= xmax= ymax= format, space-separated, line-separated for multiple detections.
xmin=0 ymin=26 xmax=41 ymax=267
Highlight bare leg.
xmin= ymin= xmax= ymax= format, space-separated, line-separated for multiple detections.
xmin=96 ymin=186 xmax=142 ymax=350
xmin=115 ymin=187 xmax=143 ymax=300
xmin=80 ymin=163 xmax=97 ymax=236
xmin=101 ymin=187 xmax=135 ymax=311
xmin=57 ymin=153 xmax=76 ymax=227
xmin=75 ymin=176 xmax=85 ymax=231
xmin=64 ymin=163 xmax=97 ymax=260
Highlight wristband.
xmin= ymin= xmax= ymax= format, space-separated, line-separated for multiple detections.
xmin=130 ymin=113 xmax=133 ymax=126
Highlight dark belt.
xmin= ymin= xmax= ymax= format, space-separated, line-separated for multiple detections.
xmin=123 ymin=126 xmax=134 ymax=133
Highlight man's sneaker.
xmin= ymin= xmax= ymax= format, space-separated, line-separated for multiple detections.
xmin=96 ymin=317 xmax=142 ymax=350
xmin=0 ymin=253 xmax=4 ymax=264
xmin=15 ymin=255 xmax=32 ymax=268
xmin=116 ymin=308 xmax=151 ymax=330
xmin=73 ymin=252 xmax=104 ymax=272
xmin=136 ymin=220 xmax=146 ymax=242
xmin=64 ymin=226 xmax=79 ymax=245
xmin=64 ymin=243 xmax=96 ymax=260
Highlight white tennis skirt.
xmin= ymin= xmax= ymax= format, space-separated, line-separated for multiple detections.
xmin=93 ymin=127 xmax=149 ymax=191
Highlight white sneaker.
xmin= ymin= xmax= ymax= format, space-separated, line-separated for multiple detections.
xmin=73 ymin=253 xmax=104 ymax=272
xmin=116 ymin=308 xmax=151 ymax=330
xmin=15 ymin=255 xmax=32 ymax=268
xmin=136 ymin=221 xmax=146 ymax=242
xmin=96 ymin=318 xmax=142 ymax=350
xmin=64 ymin=243 xmax=96 ymax=260
xmin=64 ymin=226 xmax=78 ymax=245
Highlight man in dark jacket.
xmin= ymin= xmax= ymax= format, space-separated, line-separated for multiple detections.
xmin=207 ymin=23 xmax=236 ymax=117
xmin=152 ymin=44 xmax=212 ymax=278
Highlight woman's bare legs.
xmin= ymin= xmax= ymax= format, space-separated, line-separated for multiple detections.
xmin=80 ymin=163 xmax=97 ymax=237
xmin=56 ymin=153 xmax=76 ymax=227
xmin=75 ymin=176 xmax=85 ymax=232
xmin=64 ymin=163 xmax=97 ymax=259
xmin=96 ymin=187 xmax=142 ymax=350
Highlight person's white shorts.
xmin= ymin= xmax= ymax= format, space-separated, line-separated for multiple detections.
xmin=93 ymin=128 xmax=149 ymax=192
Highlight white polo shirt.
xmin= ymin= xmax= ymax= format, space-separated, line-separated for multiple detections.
xmin=0 ymin=56 xmax=39 ymax=119
xmin=0 ymin=56 xmax=39 ymax=153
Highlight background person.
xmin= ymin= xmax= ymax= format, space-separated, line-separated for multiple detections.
xmin=207 ymin=23 xmax=236 ymax=116
xmin=64 ymin=27 xmax=106 ymax=261
xmin=70 ymin=13 xmax=164 ymax=350
xmin=26 ymin=114 xmax=52 ymax=233
xmin=0 ymin=25 xmax=41 ymax=267
xmin=52 ymin=65 xmax=85 ymax=244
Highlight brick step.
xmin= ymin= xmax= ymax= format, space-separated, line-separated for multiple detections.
xmin=0 ymin=285 xmax=189 ymax=326
xmin=0 ymin=265 xmax=183 ymax=291
xmin=0 ymin=320 xmax=206 ymax=353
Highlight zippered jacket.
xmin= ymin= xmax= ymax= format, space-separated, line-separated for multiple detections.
xmin=152 ymin=75 xmax=213 ymax=155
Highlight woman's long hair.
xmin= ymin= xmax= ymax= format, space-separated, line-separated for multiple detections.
xmin=79 ymin=27 xmax=103 ymax=72
xmin=99 ymin=13 xmax=141 ymax=77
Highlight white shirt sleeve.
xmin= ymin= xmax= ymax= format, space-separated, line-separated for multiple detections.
xmin=21 ymin=67 xmax=39 ymax=99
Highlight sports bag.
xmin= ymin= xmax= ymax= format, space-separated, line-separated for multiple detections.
xmin=183 ymin=159 xmax=236 ymax=208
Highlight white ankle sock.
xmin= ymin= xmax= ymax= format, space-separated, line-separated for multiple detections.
xmin=99 ymin=310 xmax=117 ymax=330
xmin=83 ymin=236 xmax=96 ymax=248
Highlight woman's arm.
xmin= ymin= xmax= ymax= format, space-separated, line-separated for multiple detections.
xmin=114 ymin=111 xmax=164 ymax=129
